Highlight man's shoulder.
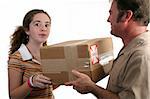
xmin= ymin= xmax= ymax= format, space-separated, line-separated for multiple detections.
xmin=129 ymin=46 xmax=150 ymax=60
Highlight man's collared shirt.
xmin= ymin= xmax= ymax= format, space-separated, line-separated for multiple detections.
xmin=107 ymin=31 xmax=150 ymax=99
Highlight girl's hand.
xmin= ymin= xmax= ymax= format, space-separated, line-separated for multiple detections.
xmin=31 ymin=74 xmax=52 ymax=89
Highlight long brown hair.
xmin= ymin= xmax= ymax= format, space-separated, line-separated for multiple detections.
xmin=9 ymin=9 xmax=51 ymax=54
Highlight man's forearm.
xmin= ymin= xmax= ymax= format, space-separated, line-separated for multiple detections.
xmin=90 ymin=84 xmax=119 ymax=99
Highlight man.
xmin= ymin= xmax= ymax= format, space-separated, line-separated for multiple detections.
xmin=65 ymin=0 xmax=150 ymax=99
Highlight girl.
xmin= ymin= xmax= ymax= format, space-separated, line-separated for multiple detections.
xmin=8 ymin=9 xmax=54 ymax=99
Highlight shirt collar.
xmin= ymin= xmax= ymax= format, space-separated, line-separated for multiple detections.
xmin=18 ymin=44 xmax=41 ymax=64
xmin=119 ymin=30 xmax=150 ymax=55
xmin=18 ymin=44 xmax=32 ymax=61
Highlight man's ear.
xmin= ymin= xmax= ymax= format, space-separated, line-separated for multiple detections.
xmin=121 ymin=10 xmax=133 ymax=22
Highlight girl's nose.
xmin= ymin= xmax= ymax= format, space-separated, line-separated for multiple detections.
xmin=40 ymin=24 xmax=47 ymax=31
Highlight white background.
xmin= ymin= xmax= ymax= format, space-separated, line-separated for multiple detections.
xmin=0 ymin=0 xmax=149 ymax=99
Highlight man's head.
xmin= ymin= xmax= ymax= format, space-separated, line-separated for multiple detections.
xmin=115 ymin=0 xmax=149 ymax=26
xmin=108 ymin=0 xmax=149 ymax=38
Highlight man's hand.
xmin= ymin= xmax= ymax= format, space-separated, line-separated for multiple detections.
xmin=65 ymin=70 xmax=96 ymax=94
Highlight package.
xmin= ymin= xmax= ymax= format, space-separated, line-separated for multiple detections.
xmin=40 ymin=37 xmax=113 ymax=85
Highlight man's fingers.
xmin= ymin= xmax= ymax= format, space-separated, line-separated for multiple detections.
xmin=72 ymin=70 xmax=86 ymax=78
xmin=65 ymin=81 xmax=76 ymax=86
xmin=65 ymin=70 xmax=89 ymax=86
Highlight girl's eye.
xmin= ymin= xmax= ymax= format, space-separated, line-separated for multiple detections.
xmin=35 ymin=23 xmax=39 ymax=26
xmin=45 ymin=24 xmax=50 ymax=27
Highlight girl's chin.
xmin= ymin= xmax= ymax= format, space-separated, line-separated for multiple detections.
xmin=37 ymin=41 xmax=47 ymax=44
xmin=38 ymin=38 xmax=47 ymax=42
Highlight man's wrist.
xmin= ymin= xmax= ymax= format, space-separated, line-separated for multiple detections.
xmin=90 ymin=83 xmax=103 ymax=98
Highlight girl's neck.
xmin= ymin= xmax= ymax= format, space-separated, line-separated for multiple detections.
xmin=26 ymin=42 xmax=42 ymax=62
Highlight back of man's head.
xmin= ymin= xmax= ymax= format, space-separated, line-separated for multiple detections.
xmin=114 ymin=0 xmax=149 ymax=26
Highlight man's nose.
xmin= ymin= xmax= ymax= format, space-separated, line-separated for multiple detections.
xmin=107 ymin=16 xmax=110 ymax=22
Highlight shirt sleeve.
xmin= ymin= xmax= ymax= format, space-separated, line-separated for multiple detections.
xmin=8 ymin=52 xmax=24 ymax=73
xmin=118 ymin=50 xmax=149 ymax=99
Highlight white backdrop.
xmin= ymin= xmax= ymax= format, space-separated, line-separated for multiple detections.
xmin=0 ymin=0 xmax=149 ymax=99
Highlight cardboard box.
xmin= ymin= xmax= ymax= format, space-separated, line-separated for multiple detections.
xmin=40 ymin=37 xmax=113 ymax=85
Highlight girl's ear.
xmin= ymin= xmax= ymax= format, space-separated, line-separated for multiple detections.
xmin=121 ymin=10 xmax=133 ymax=22
xmin=26 ymin=32 xmax=29 ymax=35
xmin=25 ymin=28 xmax=29 ymax=35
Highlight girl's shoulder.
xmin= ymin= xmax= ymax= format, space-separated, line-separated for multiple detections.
xmin=9 ymin=50 xmax=22 ymax=60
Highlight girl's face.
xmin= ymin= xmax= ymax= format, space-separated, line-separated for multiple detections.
xmin=26 ymin=13 xmax=51 ymax=45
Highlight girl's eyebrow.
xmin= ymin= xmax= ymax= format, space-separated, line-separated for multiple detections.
xmin=32 ymin=20 xmax=40 ymax=23
xmin=32 ymin=20 xmax=51 ymax=24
